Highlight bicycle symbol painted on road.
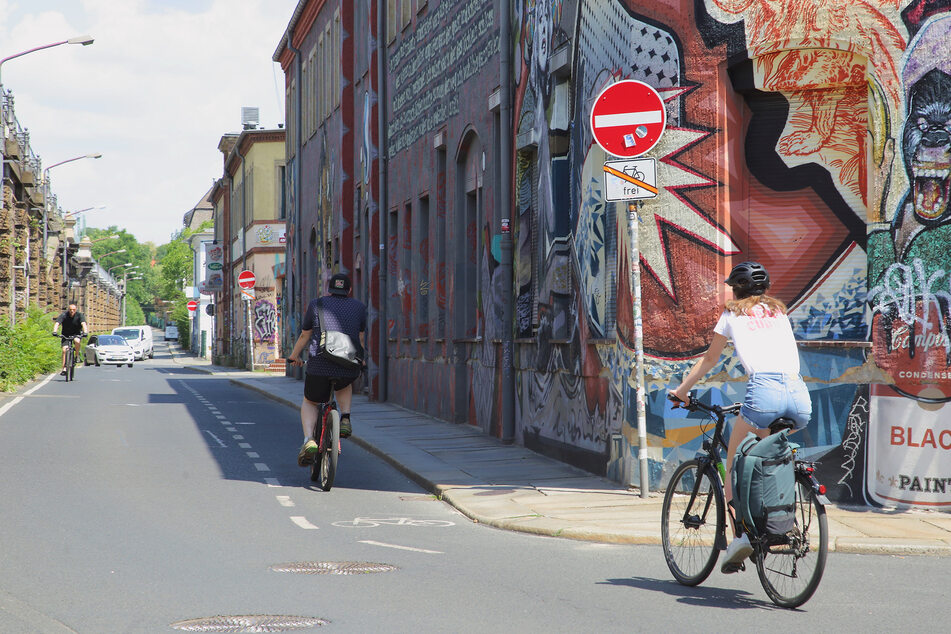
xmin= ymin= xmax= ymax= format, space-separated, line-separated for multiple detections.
xmin=332 ymin=517 xmax=455 ymax=528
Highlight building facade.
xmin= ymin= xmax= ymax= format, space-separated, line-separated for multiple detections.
xmin=209 ymin=128 xmax=287 ymax=369
xmin=275 ymin=0 xmax=951 ymax=510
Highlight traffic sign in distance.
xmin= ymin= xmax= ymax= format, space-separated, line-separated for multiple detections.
xmin=237 ymin=270 xmax=255 ymax=289
xmin=590 ymin=80 xmax=666 ymax=158
xmin=187 ymin=300 xmax=199 ymax=311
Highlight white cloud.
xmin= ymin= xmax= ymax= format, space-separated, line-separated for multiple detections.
xmin=1 ymin=0 xmax=295 ymax=245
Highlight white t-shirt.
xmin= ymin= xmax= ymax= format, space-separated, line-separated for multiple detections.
xmin=713 ymin=304 xmax=800 ymax=376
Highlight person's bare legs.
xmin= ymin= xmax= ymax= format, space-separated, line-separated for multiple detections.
xmin=334 ymin=384 xmax=353 ymax=413
xmin=301 ymin=397 xmax=320 ymax=440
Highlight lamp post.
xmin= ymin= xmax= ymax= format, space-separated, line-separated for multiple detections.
xmin=119 ymin=266 xmax=140 ymax=325
xmin=1 ymin=35 xmax=94 ymax=323
xmin=43 ymin=154 xmax=102 ymax=254
xmin=63 ymin=205 xmax=106 ymax=219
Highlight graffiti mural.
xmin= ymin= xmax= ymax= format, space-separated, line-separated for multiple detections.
xmin=253 ymin=299 xmax=277 ymax=343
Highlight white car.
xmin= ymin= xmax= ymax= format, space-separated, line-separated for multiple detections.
xmin=84 ymin=334 xmax=135 ymax=367
xmin=112 ymin=326 xmax=153 ymax=360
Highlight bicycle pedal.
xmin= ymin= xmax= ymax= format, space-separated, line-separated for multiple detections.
xmin=721 ymin=561 xmax=746 ymax=574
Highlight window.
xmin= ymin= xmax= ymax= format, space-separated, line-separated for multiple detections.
xmin=402 ymin=202 xmax=412 ymax=338
xmin=417 ymin=196 xmax=430 ymax=338
xmin=435 ymin=148 xmax=447 ymax=338
xmin=387 ymin=209 xmax=399 ymax=339
xmin=388 ymin=0 xmax=398 ymax=43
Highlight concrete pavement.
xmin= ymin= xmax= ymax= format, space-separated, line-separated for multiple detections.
xmin=169 ymin=345 xmax=951 ymax=557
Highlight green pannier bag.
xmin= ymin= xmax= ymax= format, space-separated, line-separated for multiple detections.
xmin=731 ymin=431 xmax=796 ymax=538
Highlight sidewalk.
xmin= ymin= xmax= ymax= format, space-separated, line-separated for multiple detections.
xmin=170 ymin=346 xmax=951 ymax=556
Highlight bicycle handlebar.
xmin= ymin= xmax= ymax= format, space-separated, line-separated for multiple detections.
xmin=667 ymin=393 xmax=741 ymax=419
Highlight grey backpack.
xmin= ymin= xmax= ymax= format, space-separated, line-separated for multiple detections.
xmin=731 ymin=431 xmax=796 ymax=538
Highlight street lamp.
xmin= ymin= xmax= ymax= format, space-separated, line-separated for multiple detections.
xmin=43 ymin=154 xmax=102 ymax=252
xmin=107 ymin=262 xmax=134 ymax=274
xmin=89 ymin=234 xmax=119 ymax=244
xmin=64 ymin=205 xmax=106 ymax=219
xmin=119 ymin=266 xmax=142 ymax=325
xmin=99 ymin=248 xmax=126 ymax=259
xmin=1 ymin=36 xmax=95 ymax=323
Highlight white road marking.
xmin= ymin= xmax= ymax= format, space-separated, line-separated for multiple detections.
xmin=238 ymin=442 xmax=251 ymax=449
xmin=225 ymin=427 xmax=236 ymax=432
xmin=0 ymin=373 xmax=55 ymax=418
xmin=358 ymin=540 xmax=443 ymax=554
xmin=276 ymin=495 xmax=295 ymax=507
xmin=290 ymin=516 xmax=318 ymax=530
xmin=233 ymin=435 xmax=245 ymax=440
xmin=246 ymin=452 xmax=259 ymax=458
xmin=264 ymin=478 xmax=281 ymax=487
xmin=234 ymin=422 xmax=255 ymax=425
xmin=203 ymin=431 xmax=227 ymax=447
xmin=254 ymin=463 xmax=270 ymax=471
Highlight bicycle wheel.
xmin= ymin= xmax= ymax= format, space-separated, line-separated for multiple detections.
xmin=66 ymin=349 xmax=74 ymax=382
xmin=755 ymin=475 xmax=828 ymax=608
xmin=661 ymin=459 xmax=724 ymax=586
xmin=318 ymin=409 xmax=340 ymax=491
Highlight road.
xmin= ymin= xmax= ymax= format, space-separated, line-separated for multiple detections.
xmin=0 ymin=341 xmax=941 ymax=632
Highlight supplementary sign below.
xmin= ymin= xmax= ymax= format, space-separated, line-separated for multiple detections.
xmin=241 ymin=288 xmax=256 ymax=302
xmin=603 ymin=158 xmax=658 ymax=201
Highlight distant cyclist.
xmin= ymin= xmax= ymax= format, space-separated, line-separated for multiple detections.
xmin=288 ymin=273 xmax=367 ymax=467
xmin=669 ymin=261 xmax=812 ymax=573
xmin=53 ymin=303 xmax=88 ymax=376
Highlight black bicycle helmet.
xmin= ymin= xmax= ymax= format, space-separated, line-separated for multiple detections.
xmin=725 ymin=261 xmax=770 ymax=298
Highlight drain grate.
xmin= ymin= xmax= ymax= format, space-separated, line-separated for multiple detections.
xmin=169 ymin=614 xmax=327 ymax=632
xmin=270 ymin=561 xmax=398 ymax=575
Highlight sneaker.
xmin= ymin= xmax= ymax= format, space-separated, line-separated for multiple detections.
xmin=721 ymin=532 xmax=753 ymax=573
xmin=297 ymin=439 xmax=319 ymax=467
xmin=339 ymin=417 xmax=352 ymax=438
xmin=60 ymin=369 xmax=67 ymax=376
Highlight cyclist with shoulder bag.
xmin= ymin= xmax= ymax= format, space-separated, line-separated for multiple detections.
xmin=288 ymin=273 xmax=367 ymax=467
xmin=668 ymin=261 xmax=812 ymax=573
xmin=52 ymin=303 xmax=88 ymax=376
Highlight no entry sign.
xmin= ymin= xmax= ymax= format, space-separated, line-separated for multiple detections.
xmin=590 ymin=80 xmax=666 ymax=158
xmin=237 ymin=270 xmax=255 ymax=289
xmin=187 ymin=300 xmax=199 ymax=312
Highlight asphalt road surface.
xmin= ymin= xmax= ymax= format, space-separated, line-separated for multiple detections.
xmin=0 ymin=342 xmax=941 ymax=632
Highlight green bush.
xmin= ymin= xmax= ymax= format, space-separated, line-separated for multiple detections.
xmin=0 ymin=306 xmax=62 ymax=391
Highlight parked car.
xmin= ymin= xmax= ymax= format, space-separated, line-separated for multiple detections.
xmin=112 ymin=326 xmax=153 ymax=360
xmin=164 ymin=325 xmax=179 ymax=342
xmin=84 ymin=334 xmax=135 ymax=367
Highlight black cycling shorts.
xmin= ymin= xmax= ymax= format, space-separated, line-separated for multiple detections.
xmin=304 ymin=374 xmax=355 ymax=404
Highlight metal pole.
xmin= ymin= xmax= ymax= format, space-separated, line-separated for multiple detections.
xmin=628 ymin=202 xmax=650 ymax=497
xmin=246 ymin=296 xmax=254 ymax=370
xmin=499 ymin=0 xmax=514 ymax=442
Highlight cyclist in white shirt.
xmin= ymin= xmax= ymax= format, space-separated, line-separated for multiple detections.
xmin=669 ymin=261 xmax=812 ymax=572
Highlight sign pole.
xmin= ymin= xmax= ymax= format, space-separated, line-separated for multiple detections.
xmin=629 ymin=202 xmax=650 ymax=497
xmin=247 ymin=295 xmax=254 ymax=370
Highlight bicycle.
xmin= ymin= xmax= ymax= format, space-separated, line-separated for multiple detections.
xmin=661 ymin=394 xmax=829 ymax=608
xmin=310 ymin=388 xmax=341 ymax=491
xmin=54 ymin=333 xmax=85 ymax=382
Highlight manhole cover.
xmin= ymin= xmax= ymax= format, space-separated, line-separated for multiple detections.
xmin=270 ymin=561 xmax=398 ymax=575
xmin=169 ymin=614 xmax=327 ymax=632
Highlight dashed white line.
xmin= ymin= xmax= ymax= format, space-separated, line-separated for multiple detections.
xmin=290 ymin=516 xmax=319 ymax=530
xmin=233 ymin=435 xmax=245 ymax=440
xmin=246 ymin=452 xmax=260 ymax=459
xmin=238 ymin=442 xmax=252 ymax=449
xmin=276 ymin=496 xmax=295 ymax=507
xmin=254 ymin=463 xmax=270 ymax=472
xmin=264 ymin=478 xmax=281 ymax=487
xmin=203 ymin=431 xmax=227 ymax=447
xmin=358 ymin=540 xmax=443 ymax=554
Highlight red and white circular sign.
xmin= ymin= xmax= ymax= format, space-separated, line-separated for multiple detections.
xmin=187 ymin=300 xmax=199 ymax=312
xmin=589 ymin=80 xmax=666 ymax=158
xmin=237 ymin=270 xmax=255 ymax=289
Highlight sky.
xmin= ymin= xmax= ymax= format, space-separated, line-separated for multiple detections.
xmin=0 ymin=0 xmax=297 ymax=245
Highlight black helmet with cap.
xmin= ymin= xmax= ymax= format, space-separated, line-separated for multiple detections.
xmin=725 ymin=261 xmax=770 ymax=298
xmin=328 ymin=273 xmax=352 ymax=296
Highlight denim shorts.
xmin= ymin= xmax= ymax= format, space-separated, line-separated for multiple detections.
xmin=741 ymin=373 xmax=812 ymax=429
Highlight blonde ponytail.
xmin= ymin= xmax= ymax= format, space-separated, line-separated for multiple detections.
xmin=725 ymin=294 xmax=787 ymax=316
